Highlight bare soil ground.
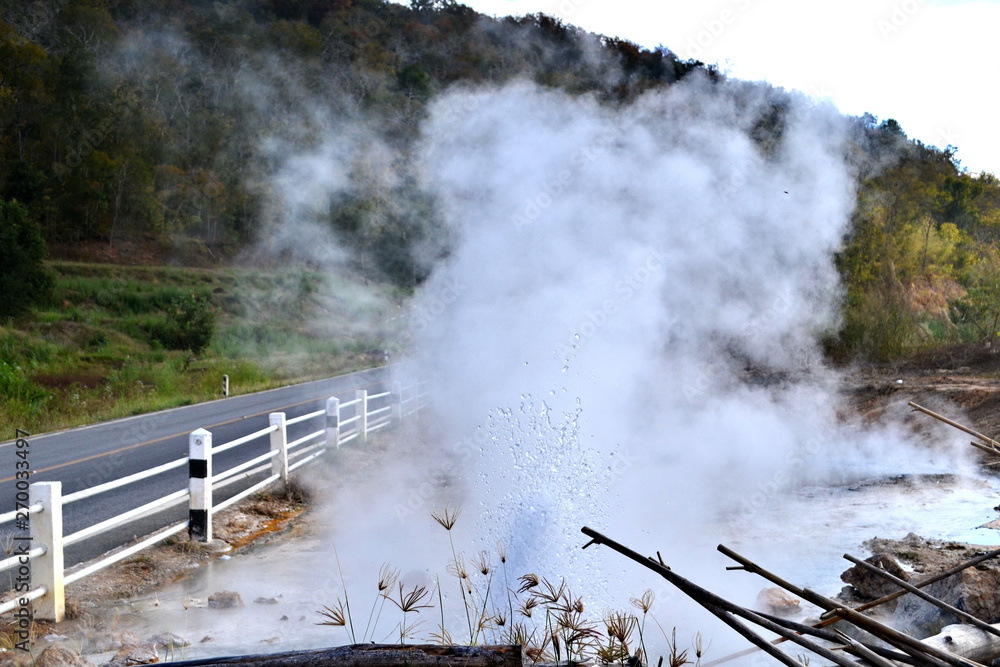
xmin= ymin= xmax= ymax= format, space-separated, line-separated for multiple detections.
xmin=1 ymin=492 xmax=310 ymax=662
xmin=841 ymin=343 xmax=1000 ymax=448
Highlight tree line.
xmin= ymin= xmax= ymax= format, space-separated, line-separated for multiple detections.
xmin=1 ymin=0 xmax=999 ymax=360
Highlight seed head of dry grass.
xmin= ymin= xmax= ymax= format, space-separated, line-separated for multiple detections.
xmin=316 ymin=599 xmax=349 ymax=627
xmin=605 ymin=611 xmax=637 ymax=644
xmin=474 ymin=550 xmax=490 ymax=576
xmin=517 ymin=573 xmax=539 ymax=594
xmin=386 ymin=583 xmax=433 ymax=614
xmin=447 ymin=554 xmax=469 ymax=580
xmin=631 ymin=589 xmax=655 ymax=614
xmin=377 ymin=562 xmax=400 ymax=592
xmin=431 ymin=505 xmax=461 ymax=531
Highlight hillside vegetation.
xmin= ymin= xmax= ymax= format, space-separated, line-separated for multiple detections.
xmin=2 ymin=0 xmax=1000 ymax=433
xmin=0 ymin=261 xmax=402 ymax=432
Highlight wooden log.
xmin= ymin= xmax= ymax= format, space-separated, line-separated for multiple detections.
xmin=159 ymin=644 xmax=523 ymax=667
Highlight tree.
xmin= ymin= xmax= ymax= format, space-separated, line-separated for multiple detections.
xmin=0 ymin=198 xmax=54 ymax=318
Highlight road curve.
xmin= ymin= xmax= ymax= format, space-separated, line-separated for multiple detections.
xmin=0 ymin=366 xmax=392 ymax=567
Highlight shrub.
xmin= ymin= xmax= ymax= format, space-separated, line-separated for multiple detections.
xmin=0 ymin=198 xmax=54 ymax=318
xmin=145 ymin=293 xmax=216 ymax=355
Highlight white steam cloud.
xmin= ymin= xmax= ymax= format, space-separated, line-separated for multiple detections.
xmin=392 ymin=74 xmax=973 ymax=624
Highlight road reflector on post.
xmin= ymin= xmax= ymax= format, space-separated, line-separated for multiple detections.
xmin=189 ymin=428 xmax=213 ymax=542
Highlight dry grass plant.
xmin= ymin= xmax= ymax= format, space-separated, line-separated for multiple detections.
xmin=317 ymin=505 xmax=705 ymax=666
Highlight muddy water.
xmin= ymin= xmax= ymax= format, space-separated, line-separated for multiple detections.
xmin=65 ymin=472 xmax=1000 ymax=663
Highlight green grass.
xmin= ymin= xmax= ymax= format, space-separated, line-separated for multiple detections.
xmin=0 ymin=261 xmax=406 ymax=435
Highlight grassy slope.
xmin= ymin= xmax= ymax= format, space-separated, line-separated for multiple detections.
xmin=0 ymin=261 xmax=406 ymax=435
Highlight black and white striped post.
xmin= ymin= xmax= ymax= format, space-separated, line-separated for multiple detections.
xmin=326 ymin=397 xmax=340 ymax=449
xmin=188 ymin=428 xmax=212 ymax=542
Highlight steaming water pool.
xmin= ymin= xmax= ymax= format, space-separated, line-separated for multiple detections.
xmin=725 ymin=473 xmax=1000 ymax=593
xmin=63 ymin=472 xmax=1000 ymax=662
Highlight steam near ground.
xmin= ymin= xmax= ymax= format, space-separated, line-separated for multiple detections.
xmin=218 ymin=73 xmax=1000 ymax=662
xmin=327 ymin=75 xmax=986 ymax=642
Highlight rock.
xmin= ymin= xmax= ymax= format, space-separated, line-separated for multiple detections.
xmin=254 ymin=596 xmax=279 ymax=605
xmin=35 ymin=647 xmax=97 ymax=667
xmin=898 ymin=567 xmax=1000 ymax=634
xmin=755 ymin=587 xmax=800 ymax=617
xmin=199 ymin=636 xmax=215 ymax=644
xmin=146 ymin=633 xmax=190 ymax=650
xmin=102 ymin=643 xmax=158 ymax=667
xmin=208 ymin=590 xmax=243 ymax=608
xmin=85 ymin=632 xmax=140 ymax=655
xmin=853 ymin=533 xmax=1000 ymax=635
xmin=841 ymin=553 xmax=909 ymax=599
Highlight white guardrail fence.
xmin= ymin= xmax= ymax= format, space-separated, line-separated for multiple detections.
xmin=0 ymin=378 xmax=428 ymax=622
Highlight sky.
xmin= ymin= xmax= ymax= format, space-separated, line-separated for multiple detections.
xmin=452 ymin=0 xmax=1000 ymax=175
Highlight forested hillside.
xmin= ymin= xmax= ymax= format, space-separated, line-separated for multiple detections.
xmin=2 ymin=0 xmax=1000 ymax=363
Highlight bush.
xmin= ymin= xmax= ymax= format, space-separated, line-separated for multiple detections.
xmin=145 ymin=293 xmax=216 ymax=355
xmin=834 ymin=287 xmax=917 ymax=362
xmin=0 ymin=198 xmax=54 ymax=318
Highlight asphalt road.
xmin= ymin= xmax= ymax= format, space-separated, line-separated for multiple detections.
xmin=0 ymin=366 xmax=392 ymax=568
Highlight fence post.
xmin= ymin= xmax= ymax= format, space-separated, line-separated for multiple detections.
xmin=189 ymin=428 xmax=213 ymax=542
xmin=326 ymin=397 xmax=341 ymax=449
xmin=356 ymin=389 xmax=368 ymax=442
xmin=392 ymin=381 xmax=403 ymax=425
xmin=30 ymin=481 xmax=64 ymax=622
xmin=270 ymin=412 xmax=288 ymax=486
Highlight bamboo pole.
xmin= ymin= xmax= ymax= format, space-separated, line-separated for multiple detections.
xmin=747 ymin=608 xmax=921 ymax=666
xmin=708 ymin=538 xmax=1000 ymax=666
xmin=581 ymin=528 xmax=891 ymax=667
xmin=843 ymin=553 xmax=1000 ymax=641
xmin=822 ymin=545 xmax=1000 ymax=620
xmin=908 ymin=402 xmax=1000 ymax=453
xmin=718 ymin=544 xmax=985 ymax=667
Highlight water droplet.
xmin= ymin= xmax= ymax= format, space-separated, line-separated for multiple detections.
xmin=574 ymin=333 xmax=581 ymax=340
xmin=560 ymin=366 xmax=568 ymax=372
